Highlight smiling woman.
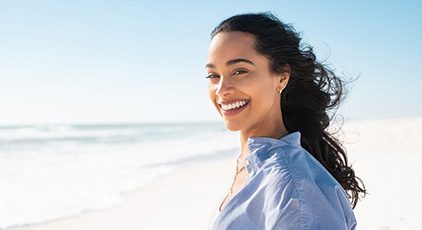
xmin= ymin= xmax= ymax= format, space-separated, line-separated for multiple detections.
xmin=206 ymin=31 xmax=287 ymax=134
xmin=206 ymin=12 xmax=366 ymax=230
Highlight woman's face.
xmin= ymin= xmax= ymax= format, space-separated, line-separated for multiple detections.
xmin=206 ymin=31 xmax=287 ymax=132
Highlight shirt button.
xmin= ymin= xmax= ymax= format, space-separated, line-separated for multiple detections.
xmin=245 ymin=160 xmax=250 ymax=166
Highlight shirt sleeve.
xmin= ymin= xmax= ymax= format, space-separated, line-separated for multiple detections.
xmin=269 ymin=148 xmax=357 ymax=230
xmin=271 ymin=187 xmax=357 ymax=230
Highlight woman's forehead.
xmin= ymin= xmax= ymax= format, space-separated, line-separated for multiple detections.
xmin=209 ymin=32 xmax=256 ymax=53
xmin=207 ymin=32 xmax=260 ymax=66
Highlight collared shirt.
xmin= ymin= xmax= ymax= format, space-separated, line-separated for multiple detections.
xmin=212 ymin=131 xmax=356 ymax=230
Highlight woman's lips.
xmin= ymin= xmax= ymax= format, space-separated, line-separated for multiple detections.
xmin=220 ymin=101 xmax=250 ymax=116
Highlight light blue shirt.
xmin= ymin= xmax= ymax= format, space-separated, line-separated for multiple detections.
xmin=212 ymin=131 xmax=356 ymax=230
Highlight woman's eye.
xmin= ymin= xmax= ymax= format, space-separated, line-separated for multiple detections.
xmin=206 ymin=74 xmax=219 ymax=79
xmin=233 ymin=70 xmax=248 ymax=76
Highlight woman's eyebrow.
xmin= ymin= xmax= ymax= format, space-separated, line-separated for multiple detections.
xmin=226 ymin=58 xmax=255 ymax=66
xmin=205 ymin=58 xmax=255 ymax=68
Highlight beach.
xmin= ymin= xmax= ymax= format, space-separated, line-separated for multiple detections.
xmin=3 ymin=117 xmax=422 ymax=229
xmin=26 ymin=154 xmax=236 ymax=230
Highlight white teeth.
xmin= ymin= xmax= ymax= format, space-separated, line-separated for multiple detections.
xmin=221 ymin=100 xmax=248 ymax=111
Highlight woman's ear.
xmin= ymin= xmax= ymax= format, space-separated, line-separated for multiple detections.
xmin=278 ymin=64 xmax=291 ymax=88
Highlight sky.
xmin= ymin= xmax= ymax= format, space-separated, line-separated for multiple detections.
xmin=0 ymin=0 xmax=421 ymax=124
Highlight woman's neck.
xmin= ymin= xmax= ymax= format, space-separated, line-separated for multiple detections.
xmin=238 ymin=118 xmax=288 ymax=162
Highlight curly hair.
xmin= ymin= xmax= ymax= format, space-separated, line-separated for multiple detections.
xmin=211 ymin=12 xmax=366 ymax=208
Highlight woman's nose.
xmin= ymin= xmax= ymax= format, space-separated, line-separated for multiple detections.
xmin=216 ymin=77 xmax=233 ymax=98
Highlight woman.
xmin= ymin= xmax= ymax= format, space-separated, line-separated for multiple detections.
xmin=206 ymin=12 xmax=366 ymax=229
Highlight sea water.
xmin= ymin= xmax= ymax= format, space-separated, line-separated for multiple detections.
xmin=0 ymin=122 xmax=239 ymax=229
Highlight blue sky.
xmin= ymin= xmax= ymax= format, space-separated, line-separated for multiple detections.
xmin=1 ymin=1 xmax=421 ymax=124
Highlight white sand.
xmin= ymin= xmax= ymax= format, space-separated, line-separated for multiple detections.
xmin=23 ymin=117 xmax=422 ymax=229
xmin=26 ymin=155 xmax=237 ymax=230
xmin=343 ymin=117 xmax=422 ymax=229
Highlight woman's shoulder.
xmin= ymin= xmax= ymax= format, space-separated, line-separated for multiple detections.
xmin=259 ymin=145 xmax=357 ymax=229
xmin=262 ymin=144 xmax=350 ymax=202
xmin=266 ymin=144 xmax=341 ymax=188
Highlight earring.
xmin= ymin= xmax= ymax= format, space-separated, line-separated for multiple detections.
xmin=279 ymin=88 xmax=284 ymax=94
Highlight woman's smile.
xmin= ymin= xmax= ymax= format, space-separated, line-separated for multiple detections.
xmin=218 ymin=99 xmax=250 ymax=116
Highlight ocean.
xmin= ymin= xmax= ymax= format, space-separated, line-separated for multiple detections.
xmin=0 ymin=122 xmax=239 ymax=229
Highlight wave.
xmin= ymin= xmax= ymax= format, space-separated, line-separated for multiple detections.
xmin=0 ymin=122 xmax=236 ymax=229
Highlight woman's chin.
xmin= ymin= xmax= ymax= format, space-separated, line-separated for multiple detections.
xmin=223 ymin=120 xmax=243 ymax=131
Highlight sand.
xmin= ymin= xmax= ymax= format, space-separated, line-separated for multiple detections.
xmin=21 ymin=117 xmax=422 ymax=229
xmin=25 ymin=154 xmax=236 ymax=230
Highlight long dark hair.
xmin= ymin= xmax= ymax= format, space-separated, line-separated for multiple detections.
xmin=211 ymin=12 xmax=366 ymax=208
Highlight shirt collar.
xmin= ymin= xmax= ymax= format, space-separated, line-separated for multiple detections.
xmin=245 ymin=131 xmax=301 ymax=175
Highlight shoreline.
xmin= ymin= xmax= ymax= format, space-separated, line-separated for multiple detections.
xmin=6 ymin=117 xmax=422 ymax=229
xmin=18 ymin=153 xmax=236 ymax=230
